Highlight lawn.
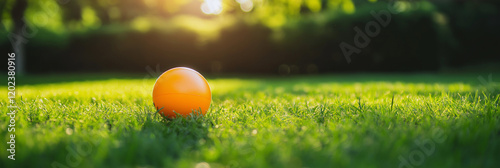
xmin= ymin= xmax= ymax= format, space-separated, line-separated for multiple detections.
xmin=1 ymin=73 xmax=499 ymax=168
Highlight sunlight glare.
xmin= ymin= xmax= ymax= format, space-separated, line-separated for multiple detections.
xmin=201 ymin=0 xmax=223 ymax=15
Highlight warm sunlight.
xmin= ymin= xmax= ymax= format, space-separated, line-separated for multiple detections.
xmin=201 ymin=0 xmax=223 ymax=15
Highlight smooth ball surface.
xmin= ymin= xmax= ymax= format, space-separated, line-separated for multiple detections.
xmin=152 ymin=67 xmax=211 ymax=118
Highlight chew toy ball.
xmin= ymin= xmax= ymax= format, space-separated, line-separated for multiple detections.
xmin=152 ymin=67 xmax=211 ymax=118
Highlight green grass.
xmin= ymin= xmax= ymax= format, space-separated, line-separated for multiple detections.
xmin=1 ymin=73 xmax=500 ymax=168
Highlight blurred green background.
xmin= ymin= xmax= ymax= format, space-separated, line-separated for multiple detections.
xmin=1 ymin=0 xmax=500 ymax=74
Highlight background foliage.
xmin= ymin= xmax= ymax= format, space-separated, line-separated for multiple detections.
xmin=1 ymin=0 xmax=499 ymax=74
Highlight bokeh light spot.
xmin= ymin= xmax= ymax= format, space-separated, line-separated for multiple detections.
xmin=237 ymin=0 xmax=254 ymax=12
xmin=342 ymin=1 xmax=356 ymax=14
xmin=195 ymin=162 xmax=210 ymax=168
xmin=131 ymin=17 xmax=151 ymax=32
xmin=201 ymin=0 xmax=223 ymax=15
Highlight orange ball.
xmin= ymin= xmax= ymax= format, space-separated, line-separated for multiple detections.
xmin=152 ymin=67 xmax=211 ymax=118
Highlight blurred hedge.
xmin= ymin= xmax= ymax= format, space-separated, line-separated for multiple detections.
xmin=1 ymin=1 xmax=499 ymax=74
